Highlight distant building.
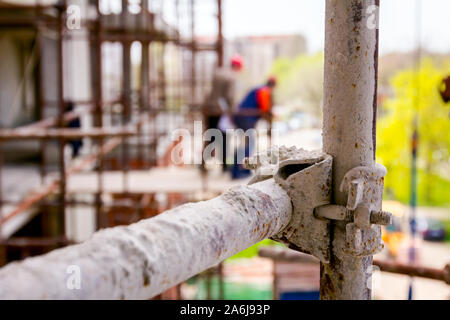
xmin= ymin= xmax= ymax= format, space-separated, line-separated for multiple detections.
xmin=228 ymin=34 xmax=307 ymax=93
xmin=196 ymin=34 xmax=307 ymax=103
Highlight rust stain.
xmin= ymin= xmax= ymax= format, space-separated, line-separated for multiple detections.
xmin=143 ymin=273 xmax=150 ymax=287
xmin=320 ymin=273 xmax=335 ymax=297
xmin=351 ymin=0 xmax=363 ymax=23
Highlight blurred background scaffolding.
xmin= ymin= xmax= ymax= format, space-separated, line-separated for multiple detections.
xmin=0 ymin=0 xmax=449 ymax=300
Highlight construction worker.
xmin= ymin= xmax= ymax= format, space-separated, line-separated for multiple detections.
xmin=202 ymin=55 xmax=244 ymax=172
xmin=232 ymin=76 xmax=276 ymax=179
xmin=66 ymin=101 xmax=83 ymax=158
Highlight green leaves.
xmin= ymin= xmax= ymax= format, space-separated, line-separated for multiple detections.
xmin=270 ymin=53 xmax=324 ymax=117
xmin=377 ymin=58 xmax=450 ymax=206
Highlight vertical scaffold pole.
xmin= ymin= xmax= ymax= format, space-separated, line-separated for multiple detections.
xmin=321 ymin=0 xmax=380 ymax=300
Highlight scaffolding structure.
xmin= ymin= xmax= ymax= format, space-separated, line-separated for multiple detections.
xmin=0 ymin=0 xmax=224 ymax=295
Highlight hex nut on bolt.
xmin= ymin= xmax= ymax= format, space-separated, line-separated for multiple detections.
xmin=370 ymin=211 xmax=392 ymax=226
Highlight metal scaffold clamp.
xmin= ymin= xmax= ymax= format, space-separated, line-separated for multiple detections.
xmin=245 ymin=146 xmax=333 ymax=263
xmin=245 ymin=147 xmax=392 ymax=263
xmin=339 ymin=165 xmax=392 ymax=256
xmin=315 ymin=164 xmax=393 ymax=257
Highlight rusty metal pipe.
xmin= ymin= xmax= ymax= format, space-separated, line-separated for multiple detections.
xmin=0 ymin=128 xmax=137 ymax=140
xmin=0 ymin=138 xmax=122 ymax=227
xmin=0 ymin=179 xmax=291 ymax=299
xmin=321 ymin=0 xmax=380 ymax=300
xmin=18 ymin=107 xmax=94 ymax=130
xmin=258 ymin=247 xmax=450 ymax=284
xmin=217 ymin=0 xmax=224 ymax=67
xmin=373 ymin=260 xmax=450 ymax=284
xmin=259 ymin=246 xmax=319 ymax=265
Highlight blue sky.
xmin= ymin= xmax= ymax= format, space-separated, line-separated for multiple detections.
xmin=192 ymin=0 xmax=450 ymax=55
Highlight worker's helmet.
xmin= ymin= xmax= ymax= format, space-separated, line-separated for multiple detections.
xmin=267 ymin=76 xmax=277 ymax=87
xmin=230 ymin=54 xmax=244 ymax=70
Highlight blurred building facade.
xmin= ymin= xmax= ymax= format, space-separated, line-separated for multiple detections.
xmin=196 ymin=33 xmax=307 ymax=101
xmin=229 ymin=34 xmax=307 ymax=94
xmin=0 ymin=1 xmax=222 ymax=293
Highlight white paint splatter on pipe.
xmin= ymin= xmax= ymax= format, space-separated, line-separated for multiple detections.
xmin=0 ymin=179 xmax=291 ymax=299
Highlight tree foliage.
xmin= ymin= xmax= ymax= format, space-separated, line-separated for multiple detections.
xmin=377 ymin=58 xmax=450 ymax=206
xmin=270 ymin=53 xmax=324 ymax=117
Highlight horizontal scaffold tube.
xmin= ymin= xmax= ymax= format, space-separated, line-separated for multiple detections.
xmin=0 ymin=179 xmax=292 ymax=299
